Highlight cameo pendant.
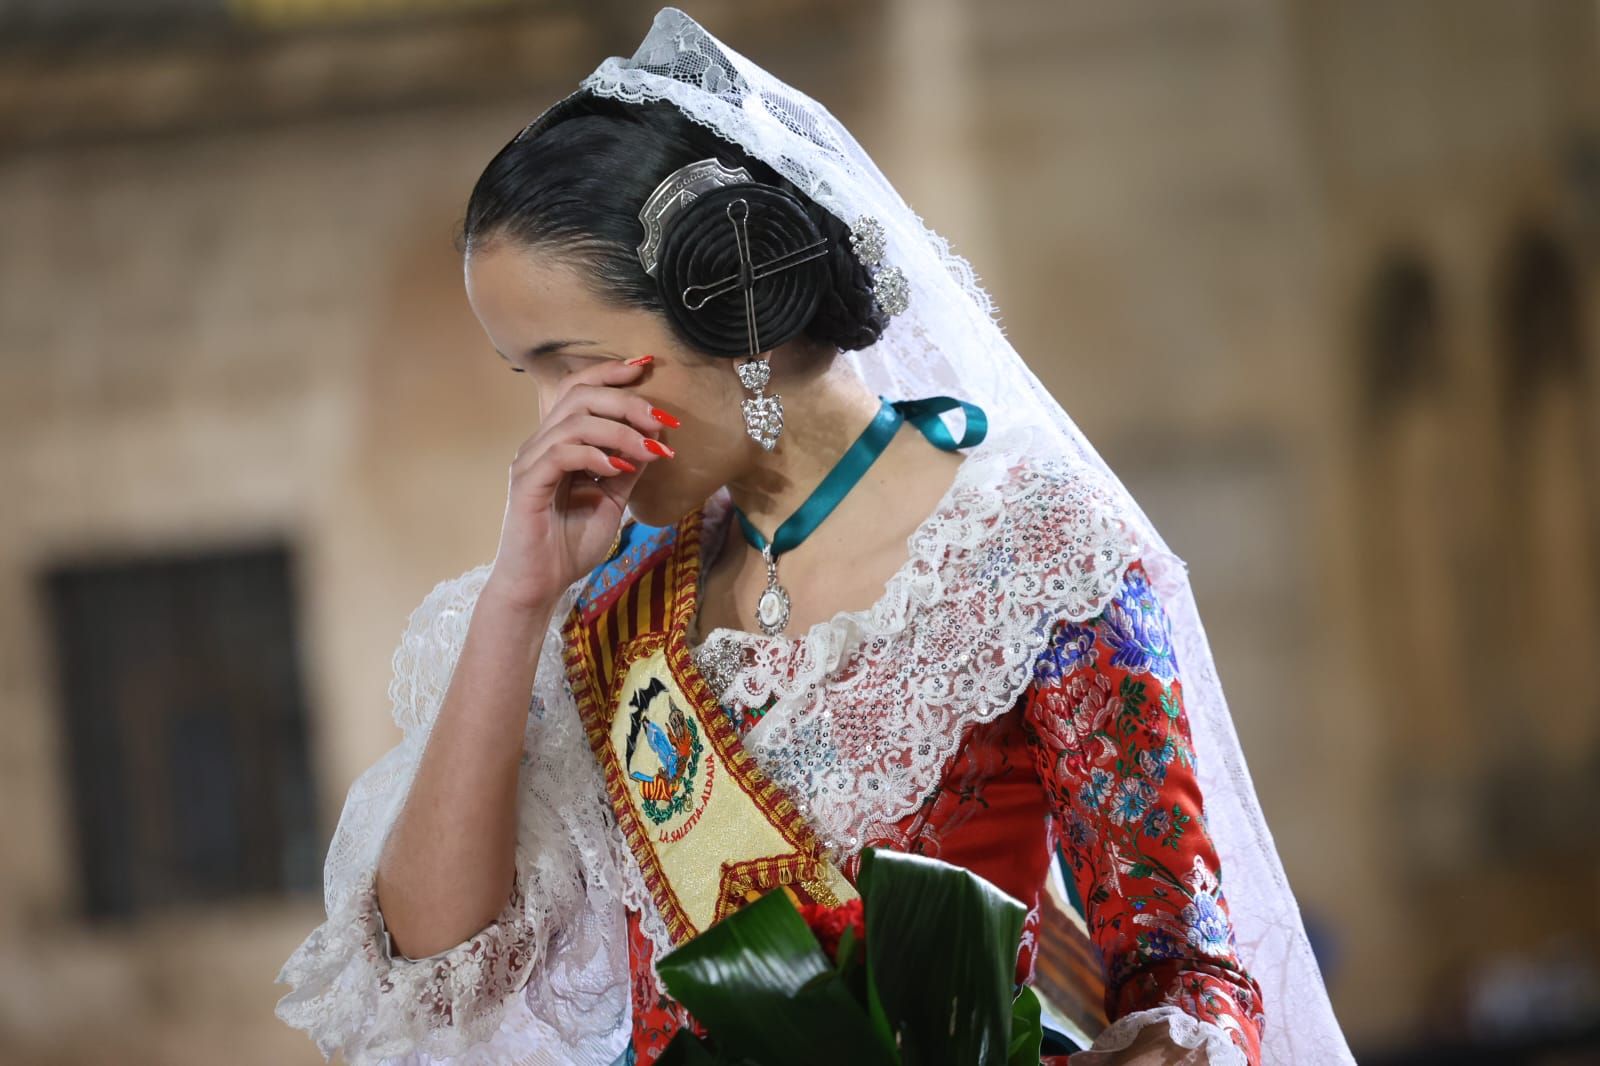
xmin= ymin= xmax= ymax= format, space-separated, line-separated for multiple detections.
xmin=755 ymin=543 xmax=791 ymax=636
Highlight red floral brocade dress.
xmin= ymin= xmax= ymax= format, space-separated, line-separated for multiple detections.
xmin=626 ymin=558 xmax=1265 ymax=1065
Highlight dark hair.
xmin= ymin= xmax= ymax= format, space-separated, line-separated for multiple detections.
xmin=456 ymin=93 xmax=887 ymax=357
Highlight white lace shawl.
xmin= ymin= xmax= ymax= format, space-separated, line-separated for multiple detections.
xmin=273 ymin=422 xmax=1248 ymax=1064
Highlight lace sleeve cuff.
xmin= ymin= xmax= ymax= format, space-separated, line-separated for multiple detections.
xmin=1071 ymin=1006 xmax=1248 ymax=1065
xmin=359 ymin=867 xmax=537 ymax=969
xmin=275 ymin=867 xmax=545 ymax=1065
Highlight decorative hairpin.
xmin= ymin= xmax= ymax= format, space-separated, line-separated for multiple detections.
xmin=636 ymin=160 xmax=915 ymax=451
xmin=636 ymin=158 xmax=755 ymax=278
xmin=848 ymin=215 xmax=909 ymax=317
xmin=637 ymin=158 xmax=829 ymax=451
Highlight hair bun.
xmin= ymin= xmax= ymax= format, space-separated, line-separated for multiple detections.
xmin=654 ymin=183 xmax=828 ymax=359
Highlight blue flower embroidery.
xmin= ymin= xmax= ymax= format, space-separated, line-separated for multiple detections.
xmin=1137 ymin=736 xmax=1176 ymax=784
xmin=1142 ymin=805 xmax=1172 ymax=841
xmin=1182 ymin=892 xmax=1237 ymax=958
xmin=1101 ymin=566 xmax=1180 ymax=682
xmin=1140 ymin=928 xmax=1185 ymax=961
xmin=1064 ymin=805 xmax=1098 ymax=850
xmin=1079 ymin=767 xmax=1114 ymax=808
xmin=1110 ymin=777 xmax=1157 ymax=825
xmin=1034 ymin=618 xmax=1098 ymax=684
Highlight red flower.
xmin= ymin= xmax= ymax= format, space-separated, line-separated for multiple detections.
xmin=797 ymin=898 xmax=865 ymax=964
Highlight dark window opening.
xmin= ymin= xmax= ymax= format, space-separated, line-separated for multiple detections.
xmin=42 ymin=543 xmax=320 ymax=921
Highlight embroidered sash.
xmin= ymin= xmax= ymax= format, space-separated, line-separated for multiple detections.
xmin=562 ymin=505 xmax=858 ymax=946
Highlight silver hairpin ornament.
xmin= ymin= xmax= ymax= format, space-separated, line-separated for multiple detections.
xmin=849 ymin=214 xmax=910 ymax=317
xmin=637 ymin=158 xmax=830 ymax=451
xmin=636 ymin=158 xmax=753 ymax=277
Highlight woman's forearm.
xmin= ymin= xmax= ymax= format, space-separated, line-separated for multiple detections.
xmin=373 ymin=579 xmax=556 ymax=958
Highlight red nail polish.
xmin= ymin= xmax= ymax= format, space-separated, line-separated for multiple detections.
xmin=642 ymin=438 xmax=675 ymax=459
xmin=608 ymin=455 xmax=637 ymax=473
xmin=625 ymin=354 xmax=655 ymax=367
xmin=649 ymin=406 xmax=681 ymax=428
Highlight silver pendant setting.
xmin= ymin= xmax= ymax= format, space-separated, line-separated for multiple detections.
xmin=754 ymin=543 xmax=791 ymax=635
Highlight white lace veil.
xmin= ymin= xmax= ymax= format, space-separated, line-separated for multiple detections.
xmin=515 ymin=8 xmax=1356 ymax=1063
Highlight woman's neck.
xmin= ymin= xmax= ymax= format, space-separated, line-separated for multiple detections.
xmin=697 ymin=359 xmax=969 ymax=639
xmin=719 ymin=359 xmax=887 ymax=537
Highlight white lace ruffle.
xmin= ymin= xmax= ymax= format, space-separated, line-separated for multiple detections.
xmin=689 ymin=421 xmax=1142 ymax=862
xmin=274 ymin=568 xmax=631 ymax=1066
xmin=1069 ymin=1006 xmax=1249 ymax=1065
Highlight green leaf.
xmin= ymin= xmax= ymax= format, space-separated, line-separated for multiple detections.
xmin=835 ymin=924 xmax=859 ymax=973
xmin=828 ymin=923 xmax=878 ymax=1025
xmin=1007 ymin=987 xmax=1043 ymax=1066
xmin=655 ymin=889 xmax=897 ymax=1066
xmin=858 ymin=847 xmax=1029 ymax=1066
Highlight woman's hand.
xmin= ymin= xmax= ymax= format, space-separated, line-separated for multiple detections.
xmin=487 ymin=355 xmax=676 ymax=611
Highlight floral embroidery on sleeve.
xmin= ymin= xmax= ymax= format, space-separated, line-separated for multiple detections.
xmin=1022 ymin=559 xmax=1266 ymax=1064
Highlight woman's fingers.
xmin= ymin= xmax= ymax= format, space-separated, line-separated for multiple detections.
xmin=514 ymin=357 xmax=677 ymax=467
xmin=545 ymin=380 xmax=672 ymax=440
xmin=503 ymin=351 xmax=678 ymax=511
xmin=543 ymin=355 xmax=657 ymax=422
xmin=517 ymin=441 xmax=637 ymax=500
xmin=526 ymin=412 xmax=671 ymax=468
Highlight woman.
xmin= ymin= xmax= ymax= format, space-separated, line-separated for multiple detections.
xmin=275 ymin=9 xmax=1355 ymax=1065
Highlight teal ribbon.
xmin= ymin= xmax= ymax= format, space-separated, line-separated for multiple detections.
xmin=735 ymin=395 xmax=988 ymax=558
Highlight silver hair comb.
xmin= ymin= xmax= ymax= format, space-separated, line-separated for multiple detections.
xmin=636 ymin=158 xmax=754 ymax=277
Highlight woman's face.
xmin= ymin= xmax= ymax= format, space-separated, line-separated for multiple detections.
xmin=464 ymin=240 xmax=756 ymax=527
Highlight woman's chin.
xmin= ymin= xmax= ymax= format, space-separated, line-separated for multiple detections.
xmin=625 ymin=481 xmax=705 ymax=529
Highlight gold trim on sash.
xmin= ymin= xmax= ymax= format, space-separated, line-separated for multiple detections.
xmin=562 ymin=506 xmax=857 ymax=946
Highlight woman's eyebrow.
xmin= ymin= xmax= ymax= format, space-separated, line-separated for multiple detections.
xmin=497 ymin=339 xmax=600 ymax=362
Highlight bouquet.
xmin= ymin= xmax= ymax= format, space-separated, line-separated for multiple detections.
xmin=655 ymin=847 xmax=1045 ymax=1066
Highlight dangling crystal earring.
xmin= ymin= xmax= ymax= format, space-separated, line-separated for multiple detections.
xmin=736 ymin=353 xmax=783 ymax=450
